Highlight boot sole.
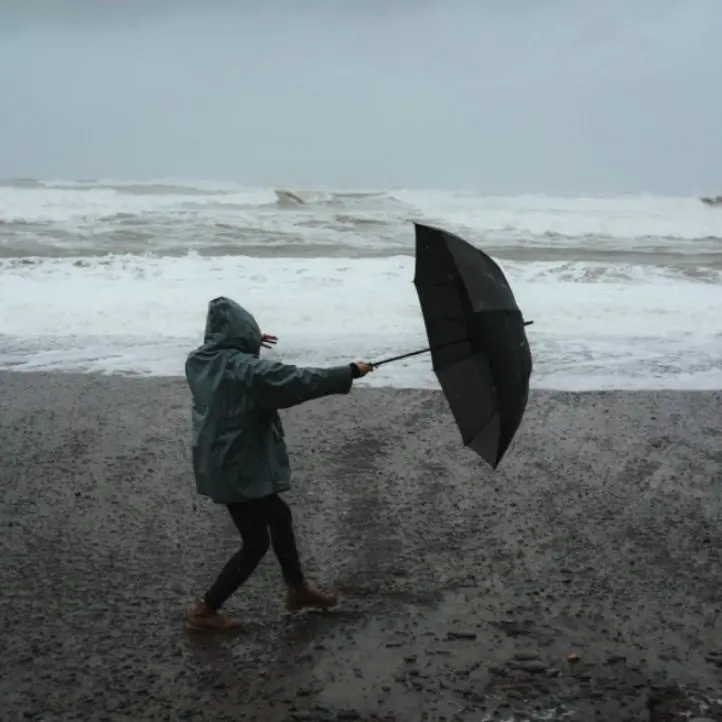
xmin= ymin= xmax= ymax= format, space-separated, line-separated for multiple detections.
xmin=184 ymin=621 xmax=243 ymax=634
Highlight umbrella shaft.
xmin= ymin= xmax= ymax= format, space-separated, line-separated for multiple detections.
xmin=371 ymin=321 xmax=533 ymax=368
xmin=372 ymin=347 xmax=432 ymax=367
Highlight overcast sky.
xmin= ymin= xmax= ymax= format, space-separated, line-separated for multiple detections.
xmin=1 ymin=0 xmax=721 ymax=194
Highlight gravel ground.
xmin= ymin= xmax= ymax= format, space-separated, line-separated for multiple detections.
xmin=1 ymin=371 xmax=721 ymax=722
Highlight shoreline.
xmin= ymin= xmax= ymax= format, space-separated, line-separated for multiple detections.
xmin=3 ymin=366 xmax=722 ymax=394
xmin=1 ymin=371 xmax=721 ymax=721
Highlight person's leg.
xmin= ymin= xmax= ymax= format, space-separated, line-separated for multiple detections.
xmin=186 ymin=500 xmax=270 ymax=632
xmin=263 ymin=493 xmax=303 ymax=585
xmin=203 ymin=501 xmax=271 ymax=608
xmin=263 ymin=494 xmax=338 ymax=612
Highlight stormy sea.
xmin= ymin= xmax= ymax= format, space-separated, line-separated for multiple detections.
xmin=1 ymin=178 xmax=721 ymax=390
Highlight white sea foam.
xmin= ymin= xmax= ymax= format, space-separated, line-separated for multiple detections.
xmin=1 ymin=252 xmax=720 ymax=389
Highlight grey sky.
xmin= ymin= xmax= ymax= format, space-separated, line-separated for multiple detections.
xmin=1 ymin=0 xmax=721 ymax=194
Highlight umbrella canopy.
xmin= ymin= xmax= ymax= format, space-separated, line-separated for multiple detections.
xmin=414 ymin=222 xmax=532 ymax=467
xmin=375 ymin=223 xmax=532 ymax=468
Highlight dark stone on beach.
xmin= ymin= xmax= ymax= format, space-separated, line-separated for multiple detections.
xmin=494 ymin=620 xmax=532 ymax=637
xmin=705 ymin=652 xmax=722 ymax=668
xmin=337 ymin=711 xmax=361 ymax=721
xmin=606 ymin=654 xmax=626 ymax=665
xmin=489 ymin=666 xmax=508 ymax=676
xmin=513 ymin=651 xmax=541 ymax=661
xmin=446 ymin=631 xmax=477 ymax=641
xmin=508 ymin=659 xmax=548 ymax=674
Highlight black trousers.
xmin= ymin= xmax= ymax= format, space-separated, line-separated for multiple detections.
xmin=203 ymin=493 xmax=304 ymax=611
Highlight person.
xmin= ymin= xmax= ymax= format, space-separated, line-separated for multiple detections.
xmin=184 ymin=296 xmax=373 ymax=632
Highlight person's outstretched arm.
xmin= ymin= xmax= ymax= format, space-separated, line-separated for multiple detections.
xmin=229 ymin=354 xmax=372 ymax=410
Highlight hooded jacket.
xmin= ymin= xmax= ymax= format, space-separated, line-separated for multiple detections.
xmin=185 ymin=297 xmax=355 ymax=503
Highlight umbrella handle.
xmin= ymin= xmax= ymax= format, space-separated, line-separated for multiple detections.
xmin=371 ymin=321 xmax=534 ymax=368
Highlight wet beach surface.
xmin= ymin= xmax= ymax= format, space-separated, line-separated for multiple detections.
xmin=1 ymin=371 xmax=721 ymax=721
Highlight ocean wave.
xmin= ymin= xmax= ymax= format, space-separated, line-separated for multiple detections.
xmin=1 ymin=253 xmax=721 ymax=388
xmin=1 ymin=181 xmax=722 ymax=275
xmin=2 ymin=253 xmax=720 ymax=286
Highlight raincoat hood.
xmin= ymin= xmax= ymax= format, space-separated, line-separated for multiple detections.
xmin=203 ymin=296 xmax=262 ymax=354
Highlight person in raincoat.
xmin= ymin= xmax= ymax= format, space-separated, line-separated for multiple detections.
xmin=184 ymin=296 xmax=373 ymax=632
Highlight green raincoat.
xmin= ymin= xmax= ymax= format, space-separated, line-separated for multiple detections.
xmin=185 ymin=296 xmax=356 ymax=504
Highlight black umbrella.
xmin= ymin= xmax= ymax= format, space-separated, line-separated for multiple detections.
xmin=372 ymin=222 xmax=533 ymax=469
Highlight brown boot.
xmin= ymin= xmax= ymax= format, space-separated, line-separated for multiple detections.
xmin=185 ymin=599 xmax=242 ymax=633
xmin=286 ymin=581 xmax=338 ymax=613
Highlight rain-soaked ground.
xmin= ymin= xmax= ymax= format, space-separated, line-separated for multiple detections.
xmin=1 ymin=372 xmax=721 ymax=722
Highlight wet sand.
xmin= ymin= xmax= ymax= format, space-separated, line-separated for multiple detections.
xmin=1 ymin=371 xmax=721 ymax=722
